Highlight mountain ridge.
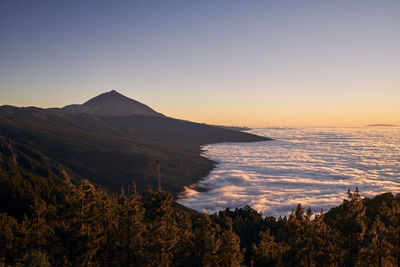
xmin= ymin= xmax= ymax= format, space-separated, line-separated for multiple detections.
xmin=0 ymin=91 xmax=270 ymax=195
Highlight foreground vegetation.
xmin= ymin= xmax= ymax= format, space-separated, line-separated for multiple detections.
xmin=1 ymin=167 xmax=400 ymax=266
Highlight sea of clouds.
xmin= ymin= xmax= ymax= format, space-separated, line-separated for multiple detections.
xmin=177 ymin=127 xmax=400 ymax=217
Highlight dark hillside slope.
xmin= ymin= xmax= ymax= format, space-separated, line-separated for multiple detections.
xmin=100 ymin=114 xmax=267 ymax=145
xmin=0 ymin=136 xmax=79 ymax=182
xmin=0 ymin=105 xmax=269 ymax=195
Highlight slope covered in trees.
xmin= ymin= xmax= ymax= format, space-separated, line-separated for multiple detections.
xmin=1 ymin=165 xmax=400 ymax=266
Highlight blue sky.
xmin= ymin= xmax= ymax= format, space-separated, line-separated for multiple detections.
xmin=1 ymin=0 xmax=399 ymax=126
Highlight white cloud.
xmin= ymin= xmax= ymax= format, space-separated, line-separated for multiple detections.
xmin=178 ymin=127 xmax=400 ymax=217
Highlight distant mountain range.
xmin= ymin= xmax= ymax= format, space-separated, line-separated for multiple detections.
xmin=366 ymin=124 xmax=399 ymax=127
xmin=0 ymin=91 xmax=269 ymax=195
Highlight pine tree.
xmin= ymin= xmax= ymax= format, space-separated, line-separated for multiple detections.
xmin=114 ymin=183 xmax=145 ymax=266
xmin=191 ymin=214 xmax=220 ymax=267
xmin=143 ymin=188 xmax=177 ymax=266
xmin=334 ymin=188 xmax=367 ymax=267
xmin=359 ymin=215 xmax=394 ymax=266
xmin=253 ymin=228 xmax=285 ymax=267
xmin=0 ymin=213 xmax=29 ymax=264
xmin=218 ymin=217 xmax=244 ymax=267
xmin=94 ymin=189 xmax=118 ymax=266
xmin=20 ymin=250 xmax=51 ymax=267
xmin=172 ymin=211 xmax=195 ymax=267
xmin=26 ymin=198 xmax=53 ymax=252
xmin=310 ymin=212 xmax=336 ymax=267
xmin=284 ymin=204 xmax=306 ymax=266
xmin=386 ymin=196 xmax=400 ymax=267
xmin=51 ymin=179 xmax=103 ymax=266
xmin=78 ymin=179 xmax=103 ymax=265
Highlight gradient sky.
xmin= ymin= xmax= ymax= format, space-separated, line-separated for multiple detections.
xmin=1 ymin=0 xmax=399 ymax=127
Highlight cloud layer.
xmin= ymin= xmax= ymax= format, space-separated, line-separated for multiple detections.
xmin=178 ymin=127 xmax=400 ymax=217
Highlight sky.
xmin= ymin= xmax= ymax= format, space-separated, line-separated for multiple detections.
xmin=1 ymin=0 xmax=399 ymax=127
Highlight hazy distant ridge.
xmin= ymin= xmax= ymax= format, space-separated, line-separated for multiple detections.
xmin=366 ymin=124 xmax=399 ymax=127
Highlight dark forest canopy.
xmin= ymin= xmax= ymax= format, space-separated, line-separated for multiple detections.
xmin=1 ymin=166 xmax=400 ymax=267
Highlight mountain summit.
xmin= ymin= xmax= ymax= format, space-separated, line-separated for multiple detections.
xmin=61 ymin=90 xmax=164 ymax=117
